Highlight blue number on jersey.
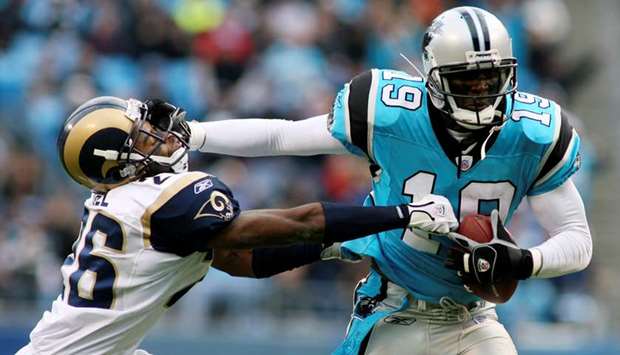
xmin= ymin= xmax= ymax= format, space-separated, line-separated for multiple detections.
xmin=67 ymin=212 xmax=124 ymax=308
xmin=329 ymin=69 xmax=581 ymax=304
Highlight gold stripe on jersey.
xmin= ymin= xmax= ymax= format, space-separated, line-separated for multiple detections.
xmin=141 ymin=172 xmax=209 ymax=248
xmin=63 ymin=108 xmax=133 ymax=189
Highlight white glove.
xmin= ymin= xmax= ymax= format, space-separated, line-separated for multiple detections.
xmin=320 ymin=243 xmax=363 ymax=263
xmin=187 ymin=120 xmax=207 ymax=151
xmin=406 ymin=194 xmax=458 ymax=235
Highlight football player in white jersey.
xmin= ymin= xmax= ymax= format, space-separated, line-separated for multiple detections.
xmin=184 ymin=6 xmax=592 ymax=355
xmin=17 ymin=96 xmax=459 ymax=355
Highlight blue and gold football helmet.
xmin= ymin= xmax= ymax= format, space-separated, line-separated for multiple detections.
xmin=57 ymin=96 xmax=190 ymax=191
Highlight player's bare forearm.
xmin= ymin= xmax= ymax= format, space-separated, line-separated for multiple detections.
xmin=212 ymin=249 xmax=255 ymax=277
xmin=207 ymin=203 xmax=325 ymax=249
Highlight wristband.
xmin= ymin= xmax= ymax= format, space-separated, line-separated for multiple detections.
xmin=321 ymin=202 xmax=409 ymax=244
xmin=252 ymin=244 xmax=322 ymax=278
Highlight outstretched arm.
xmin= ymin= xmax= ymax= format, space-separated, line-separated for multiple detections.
xmin=212 ymin=249 xmax=255 ymax=277
xmin=210 ymin=195 xmax=459 ymax=278
xmin=188 ymin=114 xmax=349 ymax=156
xmin=212 ymin=244 xmax=326 ymax=278
xmin=206 ymin=202 xmax=411 ymax=249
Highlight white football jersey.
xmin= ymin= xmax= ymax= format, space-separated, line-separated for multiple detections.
xmin=23 ymin=171 xmax=240 ymax=355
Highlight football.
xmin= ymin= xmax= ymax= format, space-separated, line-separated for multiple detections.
xmin=457 ymin=214 xmax=494 ymax=244
xmin=457 ymin=214 xmax=518 ymax=304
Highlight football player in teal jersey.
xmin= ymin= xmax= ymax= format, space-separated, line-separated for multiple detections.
xmin=187 ymin=6 xmax=592 ymax=355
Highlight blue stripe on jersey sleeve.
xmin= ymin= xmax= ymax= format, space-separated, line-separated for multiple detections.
xmin=150 ymin=176 xmax=240 ymax=256
xmin=528 ymin=133 xmax=581 ymax=196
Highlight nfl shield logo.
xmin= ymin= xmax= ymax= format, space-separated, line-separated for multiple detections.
xmin=460 ymin=155 xmax=473 ymax=171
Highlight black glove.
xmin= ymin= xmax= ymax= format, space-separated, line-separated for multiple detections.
xmin=144 ymin=99 xmax=191 ymax=143
xmin=444 ymin=210 xmax=533 ymax=285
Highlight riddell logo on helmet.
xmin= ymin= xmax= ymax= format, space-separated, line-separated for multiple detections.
xmin=465 ymin=49 xmax=500 ymax=63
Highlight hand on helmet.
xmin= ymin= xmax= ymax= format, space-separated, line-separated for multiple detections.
xmin=144 ymin=99 xmax=190 ymax=143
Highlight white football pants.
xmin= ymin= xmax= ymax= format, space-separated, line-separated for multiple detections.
xmin=363 ymin=282 xmax=518 ymax=355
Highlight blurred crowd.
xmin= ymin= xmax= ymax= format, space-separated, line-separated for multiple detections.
xmin=0 ymin=0 xmax=603 ymax=342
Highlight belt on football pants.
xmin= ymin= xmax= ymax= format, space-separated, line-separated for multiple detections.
xmin=369 ymin=263 xmax=489 ymax=324
xmin=406 ymin=294 xmax=486 ymax=312
xmin=370 ymin=261 xmax=485 ymax=311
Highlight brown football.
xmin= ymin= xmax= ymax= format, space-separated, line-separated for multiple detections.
xmin=458 ymin=214 xmax=494 ymax=243
xmin=457 ymin=214 xmax=518 ymax=304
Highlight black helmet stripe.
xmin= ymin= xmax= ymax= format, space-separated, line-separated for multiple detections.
xmin=473 ymin=8 xmax=491 ymax=51
xmin=460 ymin=10 xmax=481 ymax=52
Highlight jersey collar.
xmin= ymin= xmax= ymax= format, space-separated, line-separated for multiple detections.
xmin=428 ymin=102 xmax=500 ymax=175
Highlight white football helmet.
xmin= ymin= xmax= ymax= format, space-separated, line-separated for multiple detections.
xmin=422 ymin=6 xmax=517 ymax=129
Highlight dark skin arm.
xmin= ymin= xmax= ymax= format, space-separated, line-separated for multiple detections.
xmin=207 ymin=202 xmax=411 ymax=277
xmin=212 ymin=249 xmax=255 ymax=277
xmin=208 ymin=203 xmax=325 ymax=277
xmin=205 ymin=203 xmax=325 ymax=250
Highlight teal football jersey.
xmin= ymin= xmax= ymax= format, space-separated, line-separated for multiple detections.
xmin=330 ymin=69 xmax=581 ymax=304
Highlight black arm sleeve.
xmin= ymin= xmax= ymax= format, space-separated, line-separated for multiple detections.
xmin=251 ymin=244 xmax=323 ymax=279
xmin=251 ymin=202 xmax=410 ymax=278
xmin=321 ymin=202 xmax=409 ymax=244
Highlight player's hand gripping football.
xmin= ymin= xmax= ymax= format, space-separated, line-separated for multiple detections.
xmin=444 ymin=210 xmax=533 ymax=286
xmin=406 ymin=194 xmax=459 ymax=235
